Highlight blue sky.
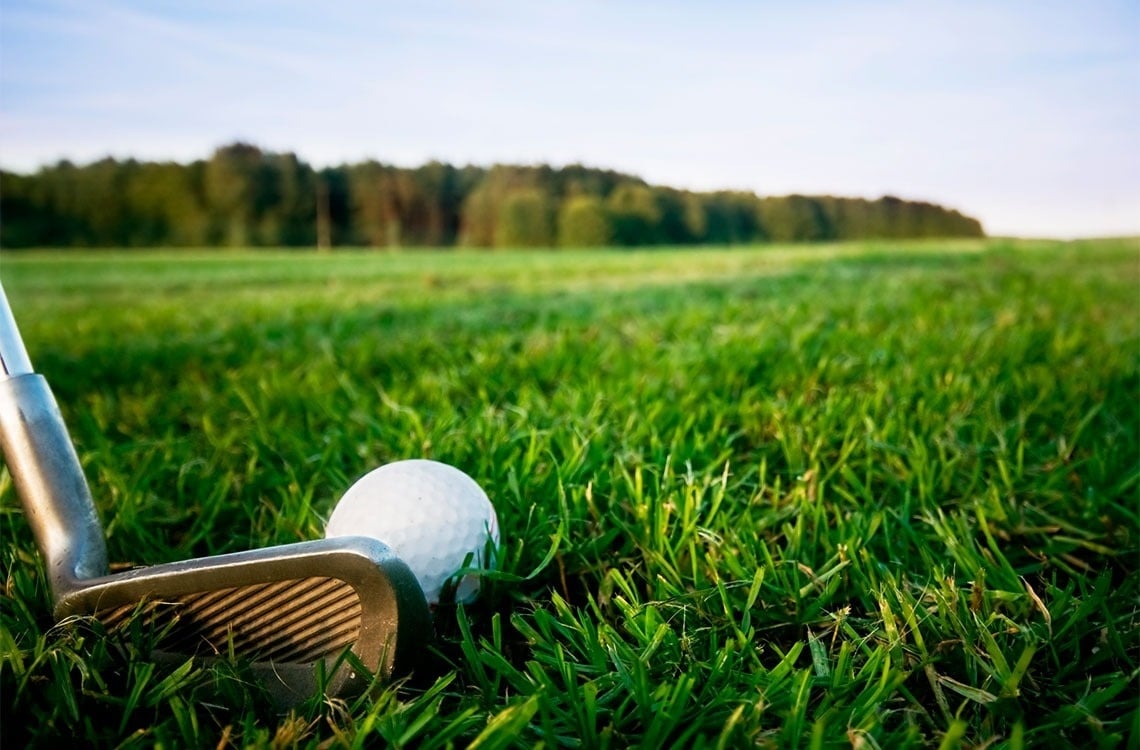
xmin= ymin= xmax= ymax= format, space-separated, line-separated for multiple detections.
xmin=1 ymin=0 xmax=1137 ymax=238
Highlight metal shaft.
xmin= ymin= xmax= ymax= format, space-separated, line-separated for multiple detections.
xmin=0 ymin=279 xmax=110 ymax=597
xmin=0 ymin=281 xmax=34 ymax=377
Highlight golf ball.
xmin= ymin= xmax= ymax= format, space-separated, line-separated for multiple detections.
xmin=325 ymin=459 xmax=498 ymax=605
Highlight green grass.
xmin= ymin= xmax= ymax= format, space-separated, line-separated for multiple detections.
xmin=1 ymin=238 xmax=1137 ymax=748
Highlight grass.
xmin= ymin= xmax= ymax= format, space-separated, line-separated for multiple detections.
xmin=1 ymin=238 xmax=1137 ymax=748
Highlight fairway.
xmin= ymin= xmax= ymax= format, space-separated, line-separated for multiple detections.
xmin=1 ymin=239 xmax=1137 ymax=748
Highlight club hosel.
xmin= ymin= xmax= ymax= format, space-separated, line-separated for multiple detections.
xmin=0 ymin=374 xmax=109 ymax=599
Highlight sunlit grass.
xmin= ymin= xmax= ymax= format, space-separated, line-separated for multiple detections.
xmin=2 ymin=238 xmax=1137 ymax=747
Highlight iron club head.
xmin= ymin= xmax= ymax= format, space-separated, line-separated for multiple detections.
xmin=52 ymin=531 xmax=432 ymax=705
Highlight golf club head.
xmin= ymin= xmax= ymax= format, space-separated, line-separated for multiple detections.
xmin=0 ymin=283 xmax=433 ymax=706
xmin=56 ymin=535 xmax=432 ymax=706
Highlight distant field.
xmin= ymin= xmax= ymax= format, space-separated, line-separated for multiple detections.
xmin=2 ymin=238 xmax=1137 ymax=748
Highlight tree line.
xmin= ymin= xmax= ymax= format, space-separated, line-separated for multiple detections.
xmin=0 ymin=143 xmax=984 ymax=249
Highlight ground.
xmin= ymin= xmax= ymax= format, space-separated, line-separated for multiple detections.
xmin=1 ymin=238 xmax=1137 ymax=748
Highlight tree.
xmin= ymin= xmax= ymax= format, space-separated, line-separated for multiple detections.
xmin=704 ymin=191 xmax=762 ymax=244
xmin=653 ymin=188 xmax=707 ymax=245
xmin=459 ymin=184 xmax=498 ymax=247
xmin=0 ymin=171 xmax=53 ymax=246
xmin=557 ymin=194 xmax=611 ymax=247
xmin=259 ymin=152 xmax=316 ymax=246
xmin=496 ymin=189 xmax=555 ymax=248
xmin=0 ymin=147 xmax=987 ymax=248
xmin=319 ymin=167 xmax=352 ymax=247
xmin=349 ymin=161 xmax=397 ymax=247
xmin=606 ymin=183 xmax=661 ymax=246
xmin=414 ymin=161 xmax=466 ymax=246
xmin=205 ymin=143 xmax=271 ymax=247
xmin=35 ymin=160 xmax=93 ymax=245
xmin=759 ymin=195 xmax=833 ymax=242
xmin=125 ymin=161 xmax=210 ymax=246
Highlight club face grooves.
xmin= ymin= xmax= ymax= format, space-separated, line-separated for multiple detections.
xmin=96 ymin=576 xmax=363 ymax=665
xmin=49 ymin=538 xmax=432 ymax=705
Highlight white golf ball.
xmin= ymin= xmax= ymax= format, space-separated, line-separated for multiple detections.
xmin=325 ymin=459 xmax=499 ymax=605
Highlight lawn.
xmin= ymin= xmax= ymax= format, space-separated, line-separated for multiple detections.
xmin=1 ymin=238 xmax=1137 ymax=748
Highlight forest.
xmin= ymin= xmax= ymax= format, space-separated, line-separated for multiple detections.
xmin=0 ymin=143 xmax=984 ymax=248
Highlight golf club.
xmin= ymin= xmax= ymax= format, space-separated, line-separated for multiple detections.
xmin=0 ymin=281 xmax=432 ymax=706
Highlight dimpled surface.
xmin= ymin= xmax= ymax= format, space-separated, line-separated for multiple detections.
xmin=325 ymin=460 xmax=498 ymax=604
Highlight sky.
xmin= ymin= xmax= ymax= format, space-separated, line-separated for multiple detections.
xmin=0 ymin=0 xmax=1137 ymax=238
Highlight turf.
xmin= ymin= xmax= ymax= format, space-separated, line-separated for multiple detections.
xmin=1 ymin=238 xmax=1137 ymax=748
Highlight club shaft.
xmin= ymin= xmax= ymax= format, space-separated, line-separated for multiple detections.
xmin=0 ymin=374 xmax=110 ymax=591
xmin=0 ymin=281 xmax=35 ymax=377
xmin=0 ymin=281 xmax=109 ymax=597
